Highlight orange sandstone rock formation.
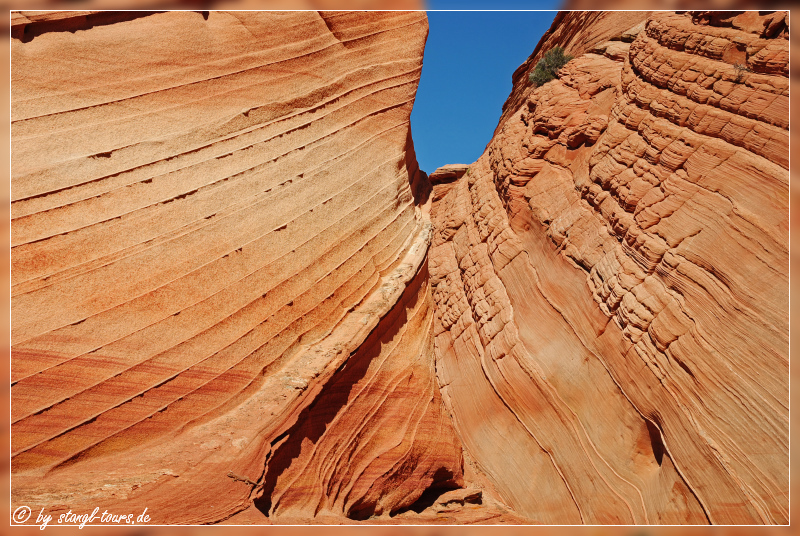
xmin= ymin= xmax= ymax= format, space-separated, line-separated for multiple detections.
xmin=429 ymin=10 xmax=788 ymax=525
xmin=11 ymin=10 xmax=467 ymax=524
xmin=10 ymin=9 xmax=789 ymax=526
xmin=497 ymin=12 xmax=652 ymax=132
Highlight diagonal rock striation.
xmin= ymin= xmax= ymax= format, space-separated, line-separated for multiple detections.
xmin=10 ymin=9 xmax=789 ymax=526
xmin=429 ymin=10 xmax=788 ymax=525
xmin=11 ymin=9 xmax=473 ymax=524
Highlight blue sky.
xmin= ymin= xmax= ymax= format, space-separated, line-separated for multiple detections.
xmin=410 ymin=9 xmax=558 ymax=173
xmin=427 ymin=1 xmax=560 ymax=7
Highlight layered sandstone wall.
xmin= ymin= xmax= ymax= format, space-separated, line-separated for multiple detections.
xmin=10 ymin=10 xmax=466 ymax=523
xmin=11 ymin=9 xmax=790 ymax=526
xmin=496 ymin=11 xmax=652 ymax=134
xmin=429 ymin=10 xmax=788 ymax=525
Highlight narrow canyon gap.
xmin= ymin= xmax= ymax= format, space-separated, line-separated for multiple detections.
xmin=10 ymin=9 xmax=788 ymax=525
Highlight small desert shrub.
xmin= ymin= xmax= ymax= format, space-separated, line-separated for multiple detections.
xmin=733 ymin=63 xmax=751 ymax=83
xmin=528 ymin=46 xmax=573 ymax=87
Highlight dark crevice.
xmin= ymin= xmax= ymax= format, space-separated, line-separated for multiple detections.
xmin=646 ymin=419 xmax=664 ymax=466
xmin=254 ymin=261 xmax=445 ymax=520
xmin=675 ymin=357 xmax=696 ymax=380
xmin=319 ymin=12 xmax=345 ymax=45
xmin=269 ymin=429 xmax=290 ymax=447
xmin=253 ymin=281 xmax=417 ymax=518
xmin=162 ymin=189 xmax=199 ymax=205
xmin=388 ymin=468 xmax=462 ymax=517
xmin=404 ymin=128 xmax=431 ymax=208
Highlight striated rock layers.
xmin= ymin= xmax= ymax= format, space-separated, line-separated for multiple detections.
xmin=11 ymin=10 xmax=468 ymax=524
xmin=429 ymin=10 xmax=788 ymax=525
xmin=11 ymin=9 xmax=789 ymax=526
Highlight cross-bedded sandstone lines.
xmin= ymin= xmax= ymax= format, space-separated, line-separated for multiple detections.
xmin=11 ymin=10 xmax=475 ymax=523
xmin=254 ymin=256 xmax=464 ymax=521
xmin=429 ymin=10 xmax=788 ymax=525
xmin=11 ymin=9 xmax=789 ymax=526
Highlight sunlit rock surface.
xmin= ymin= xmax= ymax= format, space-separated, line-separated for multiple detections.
xmin=10 ymin=10 xmax=470 ymax=524
xmin=429 ymin=10 xmax=788 ymax=525
xmin=11 ymin=9 xmax=789 ymax=526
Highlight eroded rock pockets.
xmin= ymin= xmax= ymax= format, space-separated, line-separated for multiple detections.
xmin=429 ymin=10 xmax=788 ymax=525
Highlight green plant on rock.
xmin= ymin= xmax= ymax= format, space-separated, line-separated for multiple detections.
xmin=733 ymin=63 xmax=751 ymax=83
xmin=528 ymin=46 xmax=574 ymax=87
